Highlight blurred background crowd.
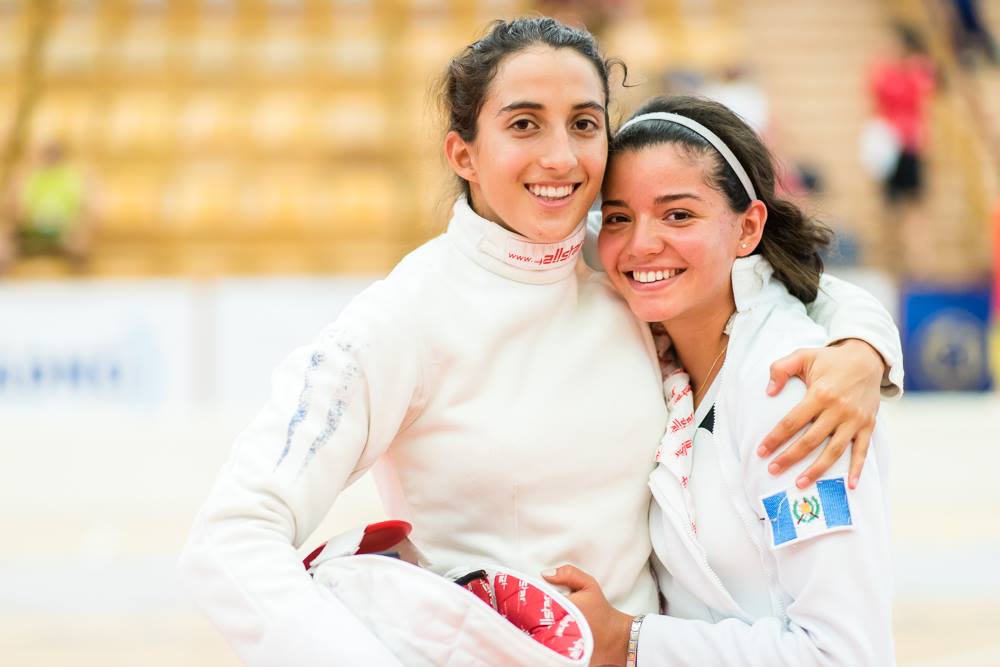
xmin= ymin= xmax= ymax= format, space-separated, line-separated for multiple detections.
xmin=0 ymin=1 xmax=998 ymax=665
xmin=0 ymin=0 xmax=996 ymax=283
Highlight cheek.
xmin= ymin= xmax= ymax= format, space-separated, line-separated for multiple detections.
xmin=596 ymin=231 xmax=621 ymax=274
xmin=475 ymin=135 xmax=524 ymax=192
xmin=687 ymin=236 xmax=736 ymax=286
xmin=580 ymin=141 xmax=608 ymax=178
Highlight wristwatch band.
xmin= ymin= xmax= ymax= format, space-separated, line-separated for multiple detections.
xmin=626 ymin=614 xmax=646 ymax=667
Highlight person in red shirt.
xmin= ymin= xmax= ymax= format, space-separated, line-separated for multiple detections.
xmin=869 ymin=23 xmax=936 ymax=276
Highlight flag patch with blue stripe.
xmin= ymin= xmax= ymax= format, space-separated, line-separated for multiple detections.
xmin=760 ymin=477 xmax=854 ymax=549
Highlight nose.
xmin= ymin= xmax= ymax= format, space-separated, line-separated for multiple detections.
xmin=625 ymin=217 xmax=666 ymax=260
xmin=538 ymin=127 xmax=578 ymax=173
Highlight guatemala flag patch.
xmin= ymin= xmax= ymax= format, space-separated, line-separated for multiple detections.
xmin=760 ymin=477 xmax=854 ymax=549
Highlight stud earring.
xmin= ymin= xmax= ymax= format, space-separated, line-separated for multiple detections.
xmin=740 ymin=243 xmax=749 ymax=248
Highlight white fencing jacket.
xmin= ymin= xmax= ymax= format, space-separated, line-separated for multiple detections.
xmin=179 ymin=200 xmax=902 ymax=667
xmin=638 ymin=257 xmax=895 ymax=666
xmin=178 ymin=198 xmax=667 ymax=666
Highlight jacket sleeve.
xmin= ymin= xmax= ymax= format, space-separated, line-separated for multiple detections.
xmin=637 ymin=373 xmax=893 ymax=667
xmin=178 ymin=287 xmax=423 ymax=666
xmin=806 ymin=273 xmax=904 ymax=398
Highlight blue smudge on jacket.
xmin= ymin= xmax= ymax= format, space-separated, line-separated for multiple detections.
xmin=275 ymin=350 xmax=325 ymax=469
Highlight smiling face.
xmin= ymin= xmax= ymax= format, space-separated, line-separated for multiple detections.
xmin=598 ymin=142 xmax=764 ymax=327
xmin=444 ymin=46 xmax=607 ymax=243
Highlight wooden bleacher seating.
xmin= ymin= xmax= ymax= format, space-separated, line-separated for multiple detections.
xmin=0 ymin=0 xmax=993 ymax=280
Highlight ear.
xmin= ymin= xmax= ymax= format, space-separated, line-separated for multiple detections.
xmin=443 ymin=131 xmax=478 ymax=184
xmin=737 ymin=200 xmax=767 ymax=256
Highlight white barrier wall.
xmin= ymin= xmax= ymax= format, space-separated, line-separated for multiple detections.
xmin=0 ymin=280 xmax=198 ymax=410
xmin=0 ymin=276 xmax=378 ymax=416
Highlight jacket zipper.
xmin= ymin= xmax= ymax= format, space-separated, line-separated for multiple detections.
xmin=649 ymin=478 xmax=742 ymax=617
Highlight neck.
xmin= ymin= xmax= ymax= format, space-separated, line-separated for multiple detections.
xmin=663 ymin=293 xmax=735 ymax=405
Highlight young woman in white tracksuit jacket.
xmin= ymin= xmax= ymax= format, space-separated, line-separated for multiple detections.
xmin=179 ymin=22 xmax=902 ymax=666
xmin=637 ymin=257 xmax=893 ymax=666
xmin=546 ymin=97 xmax=896 ymax=666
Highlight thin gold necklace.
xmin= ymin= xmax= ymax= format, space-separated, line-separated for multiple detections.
xmin=693 ymin=338 xmax=728 ymax=404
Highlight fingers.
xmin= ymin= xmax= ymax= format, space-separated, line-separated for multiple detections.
xmin=542 ymin=564 xmax=595 ymax=591
xmin=767 ymin=411 xmax=840 ymax=485
xmin=848 ymin=426 xmax=873 ymax=489
xmin=766 ymin=350 xmax=807 ymax=396
xmin=793 ymin=423 xmax=853 ymax=489
xmin=757 ymin=395 xmax=819 ymax=458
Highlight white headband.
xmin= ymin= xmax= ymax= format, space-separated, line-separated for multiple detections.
xmin=616 ymin=111 xmax=758 ymax=201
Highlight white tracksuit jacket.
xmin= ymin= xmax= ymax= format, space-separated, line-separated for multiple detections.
xmin=637 ymin=256 xmax=895 ymax=666
xmin=178 ymin=200 xmax=902 ymax=666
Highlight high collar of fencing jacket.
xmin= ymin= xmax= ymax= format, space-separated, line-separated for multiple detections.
xmin=447 ymin=197 xmax=588 ymax=285
xmin=731 ymin=255 xmax=789 ymax=313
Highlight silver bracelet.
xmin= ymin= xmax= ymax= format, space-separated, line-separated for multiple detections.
xmin=626 ymin=614 xmax=646 ymax=667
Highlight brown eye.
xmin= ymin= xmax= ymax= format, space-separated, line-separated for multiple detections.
xmin=573 ymin=118 xmax=599 ymax=132
xmin=511 ymin=119 xmax=536 ymax=131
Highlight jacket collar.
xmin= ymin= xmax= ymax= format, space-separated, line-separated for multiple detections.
xmin=732 ymin=255 xmax=788 ymax=312
xmin=447 ymin=198 xmax=586 ymax=285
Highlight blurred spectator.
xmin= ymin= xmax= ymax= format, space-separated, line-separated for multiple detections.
xmin=868 ymin=23 xmax=936 ymax=277
xmin=947 ymin=0 xmax=998 ymax=69
xmin=8 ymin=141 xmax=95 ymax=268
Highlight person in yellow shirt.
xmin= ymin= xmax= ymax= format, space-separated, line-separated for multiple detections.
xmin=13 ymin=141 xmax=93 ymax=265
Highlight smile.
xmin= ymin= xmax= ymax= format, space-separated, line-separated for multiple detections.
xmin=525 ymin=183 xmax=581 ymax=206
xmin=627 ymin=269 xmax=685 ymax=285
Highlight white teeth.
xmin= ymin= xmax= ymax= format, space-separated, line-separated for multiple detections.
xmin=529 ymin=184 xmax=574 ymax=199
xmin=633 ymin=269 xmax=682 ymax=283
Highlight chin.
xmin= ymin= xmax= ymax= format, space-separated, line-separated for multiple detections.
xmin=624 ymin=302 xmax=667 ymax=324
xmin=625 ymin=295 xmax=681 ymax=324
xmin=531 ymin=220 xmax=582 ymax=243
xmin=538 ymin=205 xmax=589 ymax=230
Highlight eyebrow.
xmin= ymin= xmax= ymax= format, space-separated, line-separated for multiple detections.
xmin=601 ymin=192 xmax=702 ymax=209
xmin=496 ymin=100 xmax=606 ymax=116
xmin=654 ymin=192 xmax=702 ymax=205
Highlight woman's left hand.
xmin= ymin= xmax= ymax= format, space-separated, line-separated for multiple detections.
xmin=543 ymin=565 xmax=632 ymax=667
xmin=757 ymin=339 xmax=885 ymax=490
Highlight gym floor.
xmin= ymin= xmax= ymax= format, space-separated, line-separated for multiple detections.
xmin=2 ymin=393 xmax=998 ymax=666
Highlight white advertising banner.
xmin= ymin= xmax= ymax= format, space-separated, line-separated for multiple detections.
xmin=0 ymin=280 xmax=198 ymax=411
xmin=0 ymin=276 xmax=378 ymax=414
